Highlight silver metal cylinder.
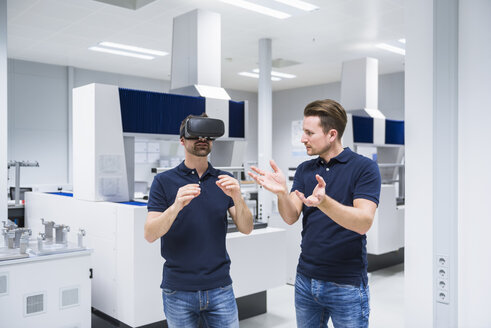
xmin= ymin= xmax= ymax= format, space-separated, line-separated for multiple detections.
xmin=41 ymin=219 xmax=55 ymax=240
xmin=7 ymin=231 xmax=15 ymax=249
xmin=37 ymin=235 xmax=44 ymax=252
xmin=2 ymin=228 xmax=8 ymax=247
xmin=19 ymin=232 xmax=29 ymax=254
xmin=62 ymin=227 xmax=68 ymax=245
xmin=54 ymin=224 xmax=65 ymax=244
xmin=77 ymin=229 xmax=85 ymax=248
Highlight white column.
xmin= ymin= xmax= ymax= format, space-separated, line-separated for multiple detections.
xmin=0 ymin=0 xmax=7 ymax=220
xmin=68 ymin=66 xmax=74 ymax=185
xmin=405 ymin=2 xmax=435 ymax=324
xmin=458 ymin=1 xmax=491 ymax=326
xmin=406 ymin=0 xmax=491 ymax=327
xmin=258 ymin=38 xmax=272 ymax=222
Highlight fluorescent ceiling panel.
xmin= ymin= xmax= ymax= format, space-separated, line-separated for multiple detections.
xmin=195 ymin=85 xmax=231 ymax=100
xmin=99 ymin=42 xmax=168 ymax=56
xmin=252 ymin=68 xmax=296 ymax=78
xmin=398 ymin=38 xmax=406 ymax=44
xmin=220 ymin=0 xmax=291 ymax=19
xmin=273 ymin=0 xmax=318 ymax=11
xmin=376 ymin=43 xmax=406 ymax=56
xmin=238 ymin=72 xmax=281 ymax=81
xmin=89 ymin=46 xmax=155 ymax=60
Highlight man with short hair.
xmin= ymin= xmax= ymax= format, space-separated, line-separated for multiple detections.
xmin=249 ymin=99 xmax=381 ymax=328
xmin=145 ymin=113 xmax=253 ymax=328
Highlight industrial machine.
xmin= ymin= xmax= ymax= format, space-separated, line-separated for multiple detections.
xmin=0 ymin=219 xmax=91 ymax=328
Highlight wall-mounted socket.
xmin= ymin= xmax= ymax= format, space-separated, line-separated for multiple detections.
xmin=438 ymin=278 xmax=449 ymax=291
xmin=437 ymin=254 xmax=449 ymax=267
xmin=436 ymin=254 xmax=450 ymax=304
xmin=437 ymin=291 xmax=448 ymax=303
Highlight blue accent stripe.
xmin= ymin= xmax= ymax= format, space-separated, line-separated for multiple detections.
xmin=385 ymin=119 xmax=405 ymax=145
xmin=118 ymin=201 xmax=148 ymax=206
xmin=119 ymin=88 xmax=205 ymax=135
xmin=229 ymin=100 xmax=245 ymax=138
xmin=352 ymin=116 xmax=374 ymax=143
xmin=47 ymin=192 xmax=73 ymax=197
xmin=45 ymin=192 xmax=147 ymax=206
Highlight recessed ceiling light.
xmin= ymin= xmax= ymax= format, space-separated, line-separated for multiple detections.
xmin=376 ymin=43 xmax=406 ymax=56
xmin=238 ymin=72 xmax=281 ymax=81
xmin=273 ymin=0 xmax=318 ymax=12
xmin=398 ymin=38 xmax=406 ymax=44
xmin=89 ymin=46 xmax=155 ymax=60
xmin=252 ymin=68 xmax=296 ymax=79
xmin=99 ymin=41 xmax=168 ymax=56
xmin=220 ymin=0 xmax=291 ymax=19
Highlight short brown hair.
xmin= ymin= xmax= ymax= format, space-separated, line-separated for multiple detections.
xmin=303 ymin=99 xmax=347 ymax=139
xmin=179 ymin=112 xmax=208 ymax=137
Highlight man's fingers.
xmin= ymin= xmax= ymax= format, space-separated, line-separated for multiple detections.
xmin=183 ymin=184 xmax=200 ymax=188
xmin=270 ymin=159 xmax=280 ymax=173
xmin=315 ymin=174 xmax=326 ymax=187
xmin=248 ymin=172 xmax=262 ymax=184
xmin=178 ymin=189 xmax=200 ymax=197
xmin=295 ymin=190 xmax=306 ymax=201
xmin=250 ymin=166 xmax=266 ymax=176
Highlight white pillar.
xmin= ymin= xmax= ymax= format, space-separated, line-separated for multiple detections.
xmin=406 ymin=0 xmax=491 ymax=327
xmin=258 ymin=38 xmax=272 ymax=222
xmin=405 ymin=2 xmax=436 ymax=324
xmin=0 ymin=0 xmax=7 ymax=220
xmin=458 ymin=1 xmax=491 ymax=326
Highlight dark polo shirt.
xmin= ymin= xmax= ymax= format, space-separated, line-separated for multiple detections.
xmin=147 ymin=161 xmax=234 ymax=291
xmin=291 ymin=147 xmax=381 ymax=286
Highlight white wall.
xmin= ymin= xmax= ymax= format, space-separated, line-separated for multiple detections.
xmin=272 ymin=72 xmax=405 ymax=178
xmin=7 ymin=60 xmax=68 ymax=187
xmin=7 ymin=58 xmax=402 ymax=196
xmin=1 ymin=0 xmax=7 ymax=219
xmin=458 ymin=0 xmax=491 ymax=326
xmin=6 ymin=59 xmax=259 ymax=191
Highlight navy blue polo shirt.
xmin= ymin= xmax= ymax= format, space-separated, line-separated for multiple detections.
xmin=147 ymin=161 xmax=234 ymax=291
xmin=291 ymin=147 xmax=381 ymax=286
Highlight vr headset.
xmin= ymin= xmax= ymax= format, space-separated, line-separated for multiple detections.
xmin=180 ymin=117 xmax=225 ymax=140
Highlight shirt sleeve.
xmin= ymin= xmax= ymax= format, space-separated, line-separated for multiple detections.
xmin=353 ymin=160 xmax=382 ymax=205
xmin=290 ymin=163 xmax=305 ymax=194
xmin=147 ymin=175 xmax=169 ymax=213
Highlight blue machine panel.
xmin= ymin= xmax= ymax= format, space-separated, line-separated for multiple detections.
xmin=119 ymin=88 xmax=205 ymax=135
xmin=229 ymin=100 xmax=245 ymax=138
xmin=352 ymin=116 xmax=374 ymax=143
xmin=385 ymin=119 xmax=405 ymax=145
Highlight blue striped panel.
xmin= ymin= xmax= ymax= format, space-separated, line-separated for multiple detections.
xmin=229 ymin=100 xmax=245 ymax=138
xmin=119 ymin=88 xmax=205 ymax=135
xmin=47 ymin=192 xmax=73 ymax=197
xmin=352 ymin=116 xmax=374 ymax=143
xmin=118 ymin=201 xmax=148 ymax=206
xmin=385 ymin=119 xmax=405 ymax=145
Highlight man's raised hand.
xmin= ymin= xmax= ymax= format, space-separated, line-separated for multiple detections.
xmin=248 ymin=159 xmax=287 ymax=195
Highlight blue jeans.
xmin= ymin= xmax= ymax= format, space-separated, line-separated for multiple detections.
xmin=295 ymin=272 xmax=370 ymax=328
xmin=162 ymin=284 xmax=239 ymax=328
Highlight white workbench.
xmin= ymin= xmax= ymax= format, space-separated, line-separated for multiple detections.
xmin=25 ymin=191 xmax=286 ymax=327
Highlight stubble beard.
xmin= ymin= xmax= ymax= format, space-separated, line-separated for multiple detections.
xmin=188 ymin=142 xmax=211 ymax=157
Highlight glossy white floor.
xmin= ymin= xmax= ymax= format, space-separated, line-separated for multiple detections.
xmin=240 ymin=263 xmax=404 ymax=328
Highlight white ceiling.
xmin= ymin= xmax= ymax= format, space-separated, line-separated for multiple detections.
xmin=6 ymin=0 xmax=405 ymax=92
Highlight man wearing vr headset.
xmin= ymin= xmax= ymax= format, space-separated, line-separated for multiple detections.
xmin=145 ymin=113 xmax=253 ymax=328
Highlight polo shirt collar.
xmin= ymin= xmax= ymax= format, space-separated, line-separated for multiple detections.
xmin=178 ymin=161 xmax=220 ymax=177
xmin=316 ymin=147 xmax=353 ymax=166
